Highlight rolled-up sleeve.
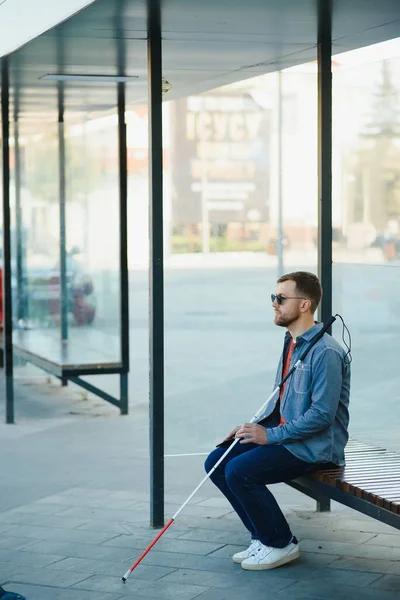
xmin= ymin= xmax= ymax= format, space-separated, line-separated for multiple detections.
xmin=266 ymin=347 xmax=343 ymax=445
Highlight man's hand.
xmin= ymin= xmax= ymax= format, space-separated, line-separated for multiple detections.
xmin=235 ymin=423 xmax=268 ymax=445
xmin=222 ymin=426 xmax=240 ymax=442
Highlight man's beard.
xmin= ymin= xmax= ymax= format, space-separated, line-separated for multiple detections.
xmin=274 ymin=311 xmax=300 ymax=328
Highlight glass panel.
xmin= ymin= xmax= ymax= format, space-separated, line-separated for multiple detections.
xmin=7 ymin=102 xmax=123 ymax=375
xmin=10 ymin=118 xmax=62 ymax=354
xmin=332 ymin=43 xmax=400 ymax=452
xmin=123 ymin=99 xmax=150 ymax=407
xmin=64 ymin=109 xmax=121 ymax=366
xmin=165 ymin=62 xmax=318 ymax=455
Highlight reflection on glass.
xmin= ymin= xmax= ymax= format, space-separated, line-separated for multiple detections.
xmin=6 ymin=108 xmax=123 ymax=370
xmin=65 ymin=112 xmax=121 ymax=364
xmin=11 ymin=122 xmax=61 ymax=334
xmin=332 ymin=42 xmax=400 ymax=453
xmin=333 ymin=54 xmax=400 ymax=265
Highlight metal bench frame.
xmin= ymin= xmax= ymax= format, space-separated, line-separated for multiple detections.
xmin=0 ymin=335 xmax=128 ymax=414
xmin=288 ymin=476 xmax=400 ymax=530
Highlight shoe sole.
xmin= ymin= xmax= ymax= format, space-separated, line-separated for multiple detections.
xmin=241 ymin=548 xmax=300 ymax=570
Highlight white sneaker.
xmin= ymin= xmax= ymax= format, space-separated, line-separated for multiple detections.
xmin=232 ymin=539 xmax=262 ymax=564
xmin=241 ymin=541 xmax=300 ymax=570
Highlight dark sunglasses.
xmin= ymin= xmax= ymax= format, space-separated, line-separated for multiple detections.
xmin=271 ymin=293 xmax=307 ymax=305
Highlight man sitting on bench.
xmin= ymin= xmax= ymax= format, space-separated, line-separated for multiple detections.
xmin=205 ymin=271 xmax=351 ymax=571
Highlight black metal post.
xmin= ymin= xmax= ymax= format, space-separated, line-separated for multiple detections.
xmin=58 ymin=83 xmax=68 ymax=383
xmin=317 ymin=0 xmax=333 ymax=329
xmin=118 ymin=81 xmax=129 ymax=415
xmin=1 ymin=58 xmax=15 ymax=423
xmin=148 ymin=0 xmax=164 ymax=528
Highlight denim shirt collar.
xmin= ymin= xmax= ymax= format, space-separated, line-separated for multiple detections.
xmin=284 ymin=322 xmax=323 ymax=345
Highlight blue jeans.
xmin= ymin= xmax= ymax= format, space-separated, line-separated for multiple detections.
xmin=204 ymin=442 xmax=318 ymax=548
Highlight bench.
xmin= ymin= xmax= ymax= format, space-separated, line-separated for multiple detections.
xmin=0 ymin=328 xmax=128 ymax=413
xmin=288 ymin=439 xmax=400 ymax=530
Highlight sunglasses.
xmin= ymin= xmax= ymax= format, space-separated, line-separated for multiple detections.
xmin=271 ymin=293 xmax=307 ymax=305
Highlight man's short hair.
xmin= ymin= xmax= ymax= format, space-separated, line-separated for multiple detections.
xmin=277 ymin=271 xmax=322 ymax=314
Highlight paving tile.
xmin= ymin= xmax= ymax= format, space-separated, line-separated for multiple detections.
xmin=0 ymin=549 xmax=65 ymax=567
xmin=176 ymin=528 xmax=248 ymax=545
xmin=364 ymin=533 xmax=400 ymax=548
xmin=0 ymin=503 xmax=71 ymax=516
xmin=4 ymin=524 xmax=120 ymax=544
xmin=300 ymin=539 xmax=400 ymax=561
xmin=176 ymin=515 xmax=250 ymax=532
xmin=107 ymin=491 xmax=152 ymax=502
xmin=45 ymin=556 xmax=178 ymax=580
xmin=329 ymin=556 xmax=400 ymax=575
xmin=0 ymin=513 xmax=88 ymax=529
xmin=1 ymin=582 xmax=122 ymax=600
xmin=130 ymin=549 xmax=239 ymax=574
xmin=0 ymin=522 xmax=19 ymax=534
xmin=71 ymin=574 xmax=210 ymax=600
xmin=295 ymin=528 xmax=376 ymax=544
xmin=4 ymin=568 xmax=90 ymax=587
xmin=48 ymin=488 xmax=115 ymax=499
xmin=283 ymin=565 xmax=382 ymax=586
xmin=280 ymin=580 xmax=400 ymax=600
xmin=103 ymin=535 xmax=225 ymax=556
xmin=35 ymin=494 xmax=136 ymax=510
xmin=299 ymin=551 xmax=342 ymax=566
xmin=0 ymin=563 xmax=27 ymax=583
xmin=195 ymin=588 xmax=297 ymax=600
xmin=76 ymin=519 xmax=189 ymax=538
xmin=76 ymin=520 xmax=140 ymax=534
xmin=325 ymin=517 xmax=400 ymax=535
xmin=20 ymin=541 xmax=135 ymax=562
xmin=194 ymin=497 xmax=231 ymax=509
xmin=369 ymin=574 xmax=400 ymax=591
xmin=206 ymin=544 xmax=247 ymax=559
xmin=134 ymin=501 xmax=233 ymax=519
xmin=52 ymin=507 xmax=150 ymax=522
xmin=157 ymin=567 xmax=295 ymax=591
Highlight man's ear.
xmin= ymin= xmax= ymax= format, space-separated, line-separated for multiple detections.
xmin=301 ymin=299 xmax=311 ymax=313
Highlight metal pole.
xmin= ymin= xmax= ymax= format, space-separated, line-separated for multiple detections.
xmin=317 ymin=0 xmax=333 ymax=329
xmin=277 ymin=70 xmax=284 ymax=276
xmin=118 ymin=81 xmax=129 ymax=415
xmin=1 ymin=58 xmax=15 ymax=423
xmin=148 ymin=0 xmax=165 ymax=528
xmin=58 ymin=83 xmax=68 ymax=351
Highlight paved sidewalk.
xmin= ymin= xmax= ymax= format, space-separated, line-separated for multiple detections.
xmin=0 ymin=376 xmax=399 ymax=600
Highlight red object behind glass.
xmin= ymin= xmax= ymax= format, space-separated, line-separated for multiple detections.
xmin=0 ymin=268 xmax=3 ymax=328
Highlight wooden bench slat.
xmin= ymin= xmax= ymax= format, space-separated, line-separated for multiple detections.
xmin=343 ymin=458 xmax=400 ymax=465
xmin=291 ymin=439 xmax=400 ymax=522
xmin=337 ymin=458 xmax=400 ymax=468
xmin=316 ymin=467 xmax=400 ymax=482
xmin=332 ymin=474 xmax=400 ymax=483
xmin=345 ymin=453 xmax=400 ymax=461
xmin=321 ymin=464 xmax=400 ymax=474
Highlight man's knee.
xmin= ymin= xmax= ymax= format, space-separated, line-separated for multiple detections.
xmin=225 ymin=458 xmax=245 ymax=489
xmin=204 ymin=448 xmax=221 ymax=475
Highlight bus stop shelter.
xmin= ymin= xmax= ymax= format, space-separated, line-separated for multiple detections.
xmin=1 ymin=0 xmax=400 ymax=527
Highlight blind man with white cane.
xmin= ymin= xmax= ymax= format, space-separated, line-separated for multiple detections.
xmin=205 ymin=271 xmax=351 ymax=571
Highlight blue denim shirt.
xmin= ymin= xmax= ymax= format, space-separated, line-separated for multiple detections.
xmin=258 ymin=323 xmax=351 ymax=466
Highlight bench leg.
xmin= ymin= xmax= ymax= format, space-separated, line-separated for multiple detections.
xmin=120 ymin=373 xmax=128 ymax=415
xmin=316 ymin=495 xmax=331 ymax=512
xmin=61 ymin=377 xmax=68 ymax=387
